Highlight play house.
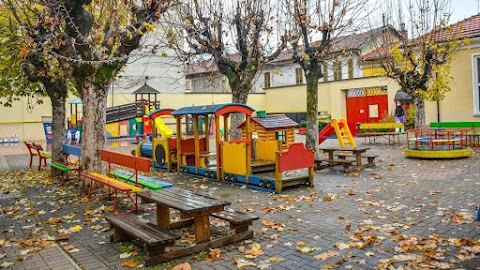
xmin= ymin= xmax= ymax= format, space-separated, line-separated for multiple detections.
xmin=239 ymin=113 xmax=298 ymax=149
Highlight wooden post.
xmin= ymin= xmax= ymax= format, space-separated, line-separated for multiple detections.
xmin=215 ymin=116 xmax=222 ymax=180
xmin=193 ymin=115 xmax=200 ymax=174
xmin=223 ymin=115 xmax=229 ymax=142
xmin=176 ymin=116 xmax=182 ymax=172
xmin=204 ymin=114 xmax=209 ymax=153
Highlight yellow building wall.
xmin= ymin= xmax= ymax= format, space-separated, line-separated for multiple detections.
xmin=0 ymin=97 xmax=52 ymax=142
xmin=425 ymin=46 xmax=480 ymax=123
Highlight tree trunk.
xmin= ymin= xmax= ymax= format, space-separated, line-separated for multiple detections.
xmin=305 ymin=73 xmax=320 ymax=156
xmin=413 ymin=96 xmax=426 ymax=128
xmin=80 ymin=80 xmax=108 ymax=179
xmin=230 ymin=82 xmax=250 ymax=140
xmin=50 ymin=93 xmax=66 ymax=176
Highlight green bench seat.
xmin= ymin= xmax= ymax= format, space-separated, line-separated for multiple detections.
xmin=109 ymin=170 xmax=173 ymax=190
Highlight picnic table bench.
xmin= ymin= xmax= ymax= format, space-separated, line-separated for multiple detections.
xmin=105 ymin=212 xmax=180 ymax=259
xmin=356 ymin=123 xmax=402 ymax=145
xmin=314 ymin=158 xmax=354 ymax=172
xmin=211 ymin=208 xmax=259 ymax=234
xmin=48 ymin=144 xmax=81 ymax=185
xmin=81 ymin=150 xmax=151 ymax=212
xmin=334 ymin=152 xmax=379 ymax=167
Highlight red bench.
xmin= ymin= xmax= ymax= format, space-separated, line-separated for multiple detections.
xmin=81 ymin=150 xmax=151 ymax=212
xmin=24 ymin=142 xmax=51 ymax=170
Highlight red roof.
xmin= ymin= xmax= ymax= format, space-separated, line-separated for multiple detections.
xmin=238 ymin=114 xmax=298 ymax=129
xmin=363 ymin=14 xmax=480 ymax=61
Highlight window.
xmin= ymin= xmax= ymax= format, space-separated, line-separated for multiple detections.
xmin=348 ymin=59 xmax=354 ymax=79
xmin=334 ymin=61 xmax=342 ymax=81
xmin=474 ymin=56 xmax=480 ymax=115
xmin=323 ymin=63 xmax=328 ymax=82
xmin=295 ymin=68 xmax=304 ymax=84
xmin=275 ymin=130 xmax=286 ymax=144
xmin=264 ymin=72 xmax=271 ymax=88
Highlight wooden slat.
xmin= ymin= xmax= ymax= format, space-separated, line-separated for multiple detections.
xmin=48 ymin=162 xmax=72 ymax=172
xmin=145 ymin=230 xmax=253 ymax=267
xmin=89 ymin=172 xmax=142 ymax=192
xmin=81 ymin=173 xmax=132 ymax=192
xmin=138 ymin=188 xmax=230 ymax=214
xmin=100 ymin=150 xmax=151 ymax=172
xmin=105 ymin=213 xmax=179 ymax=245
xmin=211 ymin=209 xmax=259 ymax=224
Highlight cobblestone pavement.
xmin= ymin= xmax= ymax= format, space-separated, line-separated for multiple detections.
xmin=0 ymin=137 xmax=479 ymax=270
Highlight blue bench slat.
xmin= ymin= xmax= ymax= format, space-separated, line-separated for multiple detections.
xmin=62 ymin=144 xmax=82 ymax=156
xmin=114 ymin=169 xmax=173 ymax=188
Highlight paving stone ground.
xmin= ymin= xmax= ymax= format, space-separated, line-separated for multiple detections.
xmin=0 ymin=137 xmax=479 ymax=270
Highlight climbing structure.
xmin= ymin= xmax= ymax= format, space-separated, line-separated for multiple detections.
xmin=331 ymin=118 xmax=356 ymax=147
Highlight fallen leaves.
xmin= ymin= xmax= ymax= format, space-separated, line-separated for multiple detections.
xmin=121 ymin=260 xmax=139 ymax=268
xmin=314 ymin=251 xmax=340 ymax=260
xmin=451 ymin=211 xmax=474 ymax=225
xmin=68 ymin=225 xmax=83 ymax=233
xmin=234 ymin=258 xmax=256 ymax=268
xmin=204 ymin=248 xmax=222 ymax=262
xmin=261 ymin=220 xmax=284 ymax=231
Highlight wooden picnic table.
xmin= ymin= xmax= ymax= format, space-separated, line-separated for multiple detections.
xmin=318 ymin=146 xmax=370 ymax=168
xmin=137 ymin=187 xmax=230 ymax=243
xmin=136 ymin=187 xmax=257 ymax=265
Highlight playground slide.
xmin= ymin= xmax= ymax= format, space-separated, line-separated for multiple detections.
xmin=154 ymin=117 xmax=173 ymax=138
xmin=318 ymin=124 xmax=335 ymax=144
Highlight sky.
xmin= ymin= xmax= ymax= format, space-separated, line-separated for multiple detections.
xmin=451 ymin=1 xmax=480 ymax=22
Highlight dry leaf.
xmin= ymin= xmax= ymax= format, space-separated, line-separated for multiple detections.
xmin=334 ymin=242 xmax=350 ymax=250
xmin=119 ymin=252 xmax=131 ymax=259
xmin=296 ymin=245 xmax=316 ymax=253
xmin=314 ymin=251 xmax=340 ymax=260
xmin=68 ymin=225 xmax=83 ymax=233
xmin=234 ymin=258 xmax=256 ymax=268
xmin=0 ymin=261 xmax=14 ymax=268
xmin=205 ymin=248 xmax=222 ymax=262
xmin=172 ymin=262 xmax=192 ymax=270
xmin=121 ymin=260 xmax=139 ymax=268
xmin=268 ymin=256 xmax=284 ymax=262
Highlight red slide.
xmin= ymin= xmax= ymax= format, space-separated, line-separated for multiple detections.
xmin=318 ymin=124 xmax=335 ymax=144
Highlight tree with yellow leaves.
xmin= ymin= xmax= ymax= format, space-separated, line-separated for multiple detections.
xmin=372 ymin=0 xmax=463 ymax=128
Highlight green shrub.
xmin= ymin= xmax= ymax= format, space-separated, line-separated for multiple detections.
xmin=299 ymin=120 xmax=307 ymax=128
xmin=405 ymin=106 xmax=415 ymax=129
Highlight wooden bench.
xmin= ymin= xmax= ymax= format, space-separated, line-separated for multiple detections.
xmin=81 ymin=150 xmax=151 ymax=212
xmin=48 ymin=145 xmax=82 ymax=185
xmin=334 ymin=153 xmax=379 ymax=167
xmin=357 ymin=123 xmax=402 ymax=145
xmin=211 ymin=208 xmax=259 ymax=234
xmin=24 ymin=142 xmax=51 ymax=170
xmin=109 ymin=169 xmax=173 ymax=190
xmin=314 ymin=158 xmax=354 ymax=172
xmin=105 ymin=212 xmax=180 ymax=265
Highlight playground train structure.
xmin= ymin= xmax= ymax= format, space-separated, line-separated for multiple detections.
xmin=135 ymin=103 xmax=316 ymax=193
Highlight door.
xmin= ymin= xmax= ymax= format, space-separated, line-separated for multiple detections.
xmin=346 ymin=87 xmax=388 ymax=135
